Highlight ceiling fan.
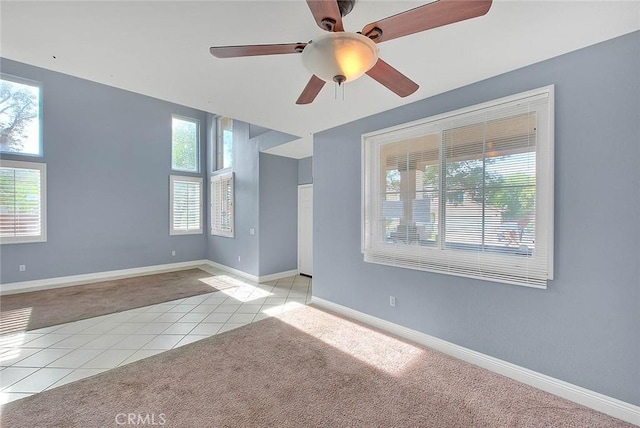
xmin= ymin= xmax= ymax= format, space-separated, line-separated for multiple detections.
xmin=209 ymin=0 xmax=492 ymax=105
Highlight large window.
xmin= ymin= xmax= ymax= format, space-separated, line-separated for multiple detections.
xmin=169 ymin=175 xmax=202 ymax=235
xmin=362 ymin=86 xmax=554 ymax=288
xmin=0 ymin=76 xmax=42 ymax=156
xmin=211 ymin=172 xmax=234 ymax=237
xmin=171 ymin=115 xmax=199 ymax=172
xmin=0 ymin=160 xmax=46 ymax=244
xmin=217 ymin=117 xmax=233 ymax=170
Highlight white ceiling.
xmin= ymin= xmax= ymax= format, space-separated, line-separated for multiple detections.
xmin=1 ymin=1 xmax=639 ymax=158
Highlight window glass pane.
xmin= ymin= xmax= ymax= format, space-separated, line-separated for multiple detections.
xmin=0 ymin=77 xmax=41 ymax=156
xmin=382 ymin=134 xmax=439 ymax=246
xmin=485 ymin=152 xmax=536 ymax=254
xmin=172 ymin=117 xmax=198 ymax=172
xmin=217 ymin=117 xmax=233 ymax=170
xmin=223 ymin=129 xmax=233 ymax=169
xmin=443 ymin=112 xmax=537 ymax=255
xmin=363 ymin=87 xmax=552 ymax=287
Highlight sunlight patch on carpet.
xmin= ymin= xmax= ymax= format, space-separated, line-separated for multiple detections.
xmin=262 ymin=301 xmax=305 ymax=316
xmin=275 ymin=306 xmax=424 ymax=376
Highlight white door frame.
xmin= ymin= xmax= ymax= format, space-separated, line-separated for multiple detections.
xmin=298 ymin=184 xmax=313 ymax=276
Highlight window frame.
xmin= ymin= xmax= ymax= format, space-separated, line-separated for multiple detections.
xmin=171 ymin=114 xmax=200 ymax=173
xmin=362 ymin=86 xmax=554 ymax=288
xmin=0 ymin=159 xmax=47 ymax=244
xmin=169 ymin=174 xmax=203 ymax=236
xmin=0 ymin=74 xmax=43 ymax=158
xmin=211 ymin=171 xmax=234 ymax=238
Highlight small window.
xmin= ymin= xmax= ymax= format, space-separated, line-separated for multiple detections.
xmin=0 ymin=160 xmax=46 ymax=244
xmin=211 ymin=172 xmax=234 ymax=237
xmin=217 ymin=117 xmax=233 ymax=170
xmin=362 ymin=86 xmax=554 ymax=288
xmin=171 ymin=116 xmax=199 ymax=172
xmin=0 ymin=76 xmax=42 ymax=156
xmin=170 ymin=175 xmax=202 ymax=235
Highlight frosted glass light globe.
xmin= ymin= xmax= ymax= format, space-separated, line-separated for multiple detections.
xmin=302 ymin=32 xmax=378 ymax=83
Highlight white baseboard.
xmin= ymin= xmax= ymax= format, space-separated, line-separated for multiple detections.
xmin=203 ymin=260 xmax=298 ymax=284
xmin=203 ymin=260 xmax=260 ymax=283
xmin=0 ymin=260 xmax=210 ymax=296
xmin=259 ymin=269 xmax=299 ymax=283
xmin=1 ymin=259 xmax=300 ymax=296
xmin=312 ymin=297 xmax=640 ymax=426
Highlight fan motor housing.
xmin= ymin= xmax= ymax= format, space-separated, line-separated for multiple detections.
xmin=338 ymin=0 xmax=356 ymax=17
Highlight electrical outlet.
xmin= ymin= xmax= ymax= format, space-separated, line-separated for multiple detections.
xmin=249 ymin=228 xmax=255 ymax=235
xmin=238 ymin=256 xmax=241 ymax=262
xmin=19 ymin=265 xmax=26 ymax=272
xmin=171 ymin=250 xmax=176 ymax=256
xmin=389 ymin=295 xmax=396 ymax=307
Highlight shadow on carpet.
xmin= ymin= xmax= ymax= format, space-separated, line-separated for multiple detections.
xmin=0 ymin=268 xmax=234 ymax=333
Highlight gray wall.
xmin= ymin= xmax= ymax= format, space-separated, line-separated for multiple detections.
xmin=255 ymin=130 xmax=299 ymax=152
xmin=206 ymin=123 xmax=300 ymax=277
xmin=0 ymin=58 xmax=302 ymax=283
xmin=297 ymin=156 xmax=313 ymax=185
xmin=312 ymin=31 xmax=640 ymax=405
xmin=206 ymin=120 xmax=260 ymax=276
xmin=259 ymin=153 xmax=298 ymax=276
xmin=0 ymin=58 xmax=207 ymax=284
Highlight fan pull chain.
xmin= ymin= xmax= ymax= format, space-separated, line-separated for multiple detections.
xmin=334 ymin=82 xmax=345 ymax=101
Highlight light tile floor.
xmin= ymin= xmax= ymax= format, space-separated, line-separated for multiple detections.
xmin=0 ymin=267 xmax=312 ymax=404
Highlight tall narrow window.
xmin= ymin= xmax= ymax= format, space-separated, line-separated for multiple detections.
xmin=0 ymin=76 xmax=42 ymax=156
xmin=171 ymin=116 xmax=199 ymax=172
xmin=217 ymin=117 xmax=233 ymax=170
xmin=362 ymin=86 xmax=554 ymax=288
xmin=0 ymin=160 xmax=46 ymax=244
xmin=170 ymin=175 xmax=202 ymax=235
xmin=211 ymin=172 xmax=234 ymax=237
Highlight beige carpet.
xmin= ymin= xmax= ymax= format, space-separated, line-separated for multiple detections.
xmin=0 ymin=305 xmax=632 ymax=428
xmin=0 ymin=268 xmax=225 ymax=333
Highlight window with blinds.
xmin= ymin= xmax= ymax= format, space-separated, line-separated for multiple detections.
xmin=211 ymin=172 xmax=234 ymax=237
xmin=362 ymin=86 xmax=554 ymax=288
xmin=0 ymin=160 xmax=46 ymax=244
xmin=169 ymin=175 xmax=202 ymax=235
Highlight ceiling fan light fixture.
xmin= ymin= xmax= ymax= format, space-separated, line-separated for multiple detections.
xmin=302 ymin=32 xmax=378 ymax=84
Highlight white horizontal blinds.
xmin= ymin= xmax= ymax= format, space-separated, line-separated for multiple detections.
xmin=362 ymin=87 xmax=553 ymax=288
xmin=211 ymin=175 xmax=222 ymax=233
xmin=380 ymin=134 xmax=440 ymax=245
xmin=211 ymin=172 xmax=234 ymax=237
xmin=441 ymin=98 xmax=546 ymax=285
xmin=0 ymin=161 xmax=45 ymax=243
xmin=170 ymin=176 xmax=202 ymax=234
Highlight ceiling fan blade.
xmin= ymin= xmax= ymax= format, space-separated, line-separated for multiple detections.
xmin=306 ymin=0 xmax=344 ymax=32
xmin=210 ymin=43 xmax=306 ymax=58
xmin=296 ymin=75 xmax=326 ymax=105
xmin=361 ymin=0 xmax=492 ymax=43
xmin=366 ymin=59 xmax=419 ymax=98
